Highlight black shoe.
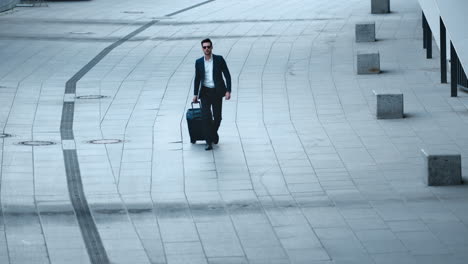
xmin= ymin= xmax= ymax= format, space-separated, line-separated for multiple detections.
xmin=213 ymin=133 xmax=219 ymax=144
xmin=205 ymin=144 xmax=213 ymax=151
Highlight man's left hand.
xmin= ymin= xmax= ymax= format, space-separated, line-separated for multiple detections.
xmin=225 ymin=92 xmax=231 ymax=100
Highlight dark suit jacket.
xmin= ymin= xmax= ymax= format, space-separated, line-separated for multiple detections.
xmin=194 ymin=54 xmax=231 ymax=98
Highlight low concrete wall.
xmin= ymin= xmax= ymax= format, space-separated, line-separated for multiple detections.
xmin=0 ymin=0 xmax=19 ymax=12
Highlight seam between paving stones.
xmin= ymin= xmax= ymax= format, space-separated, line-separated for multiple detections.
xmin=0 ymin=150 xmax=10 ymax=264
xmin=175 ymin=9 xmax=289 ymax=260
xmin=307 ymin=11 xmax=397 ymax=259
xmin=200 ymin=25 xmax=262 ymax=263
xmin=120 ymin=2 xmax=224 ymax=263
xmin=1 ymin=48 xmax=65 ymax=262
xmin=0 ymin=17 xmax=342 ymax=27
xmin=147 ymin=36 xmax=203 ymax=264
xmin=146 ymin=10 xmax=233 ymax=258
xmin=380 ymin=25 xmax=465 ymax=251
xmin=285 ymin=20 xmax=335 ymax=259
xmin=102 ymin=27 xmax=189 ymax=264
xmin=98 ymin=37 xmax=163 ymax=264
xmin=0 ymin=43 xmax=44 ymax=80
xmin=354 ymin=14 xmax=462 ymax=251
xmin=169 ymin=48 xmax=210 ymax=264
xmin=260 ymin=20 xmax=334 ymax=262
xmin=248 ymin=19 xmax=304 ymax=263
xmin=0 ymin=165 xmax=10 ymax=264
xmin=0 ymin=58 xmax=24 ymax=264
xmin=61 ymin=20 xmax=157 ymax=263
xmin=312 ymin=7 xmax=454 ymax=258
xmin=101 ymin=24 xmax=186 ymax=186
xmin=168 ymin=15 xmax=265 ymax=262
xmin=236 ymin=20 xmax=294 ymax=263
xmin=353 ymin=31 xmax=430 ymax=249
xmin=179 ymin=11 xmax=301 ymax=260
xmin=175 ymin=21 xmax=239 ymax=264
xmin=59 ymin=1 xmax=220 ymax=262
xmin=184 ymin=17 xmax=273 ymax=263
xmin=31 ymin=81 xmax=53 ymax=264
xmin=61 ymin=16 xmax=160 ymax=264
xmin=232 ymin=19 xmax=302 ymax=263
xmin=321 ymin=6 xmax=407 ymax=257
xmin=147 ymin=17 xmax=235 ymax=260
xmin=0 ymin=101 xmax=14 ymax=264
xmin=101 ymin=39 xmax=167 ymax=186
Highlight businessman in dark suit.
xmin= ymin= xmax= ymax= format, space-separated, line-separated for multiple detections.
xmin=193 ymin=38 xmax=231 ymax=150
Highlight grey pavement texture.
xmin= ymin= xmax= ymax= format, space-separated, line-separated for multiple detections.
xmin=1 ymin=0 xmax=468 ymax=264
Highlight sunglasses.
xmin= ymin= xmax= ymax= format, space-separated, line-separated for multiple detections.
xmin=202 ymin=46 xmax=212 ymax=49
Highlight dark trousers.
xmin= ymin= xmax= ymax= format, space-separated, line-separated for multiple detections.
xmin=201 ymin=87 xmax=222 ymax=144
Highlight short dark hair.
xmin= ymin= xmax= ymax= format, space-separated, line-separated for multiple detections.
xmin=201 ymin=38 xmax=212 ymax=46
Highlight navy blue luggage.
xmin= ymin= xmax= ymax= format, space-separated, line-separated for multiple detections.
xmin=186 ymin=102 xmax=204 ymax=143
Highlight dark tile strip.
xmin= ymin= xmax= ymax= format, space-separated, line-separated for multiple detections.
xmin=0 ymin=18 xmax=151 ymax=26
xmin=0 ymin=33 xmax=277 ymax=43
xmin=65 ymin=20 xmax=157 ymax=94
xmin=63 ymin=150 xmax=109 ymax=263
xmin=0 ymin=16 xmax=336 ymax=27
xmin=61 ymin=17 xmax=158 ymax=264
xmin=165 ymin=0 xmax=215 ymax=17
xmin=60 ymin=102 xmax=74 ymax=140
xmin=60 ymin=2 xmax=213 ymax=263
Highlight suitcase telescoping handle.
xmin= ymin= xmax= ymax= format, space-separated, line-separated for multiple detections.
xmin=191 ymin=101 xmax=201 ymax=109
xmin=192 ymin=87 xmax=201 ymax=109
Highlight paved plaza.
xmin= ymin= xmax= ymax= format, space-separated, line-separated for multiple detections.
xmin=1 ymin=0 xmax=468 ymax=263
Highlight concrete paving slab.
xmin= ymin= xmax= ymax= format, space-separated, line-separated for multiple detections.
xmin=1 ymin=0 xmax=468 ymax=263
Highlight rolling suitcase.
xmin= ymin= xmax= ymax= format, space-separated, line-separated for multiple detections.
xmin=186 ymin=102 xmax=204 ymax=143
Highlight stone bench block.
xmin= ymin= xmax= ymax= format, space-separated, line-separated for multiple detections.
xmin=357 ymin=52 xmax=380 ymax=74
xmin=371 ymin=0 xmax=390 ymax=14
xmin=356 ymin=22 xmax=375 ymax=42
xmin=373 ymin=91 xmax=403 ymax=119
xmin=421 ymin=149 xmax=462 ymax=186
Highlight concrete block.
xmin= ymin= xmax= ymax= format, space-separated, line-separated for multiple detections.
xmin=421 ymin=149 xmax=462 ymax=186
xmin=373 ymin=91 xmax=403 ymax=119
xmin=356 ymin=22 xmax=375 ymax=42
xmin=371 ymin=0 xmax=390 ymax=14
xmin=357 ymin=52 xmax=380 ymax=74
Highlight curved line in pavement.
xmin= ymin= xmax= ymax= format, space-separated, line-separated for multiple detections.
xmin=59 ymin=1 xmax=214 ymax=263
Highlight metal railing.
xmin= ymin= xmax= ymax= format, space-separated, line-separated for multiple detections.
xmin=451 ymin=46 xmax=468 ymax=93
xmin=423 ymin=12 xmax=468 ymax=97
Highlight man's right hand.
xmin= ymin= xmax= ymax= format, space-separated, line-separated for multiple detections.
xmin=192 ymin=96 xmax=199 ymax=103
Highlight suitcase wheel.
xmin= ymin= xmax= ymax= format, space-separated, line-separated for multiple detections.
xmin=191 ymin=139 xmax=196 ymax=144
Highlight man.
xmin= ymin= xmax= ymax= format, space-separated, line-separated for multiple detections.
xmin=193 ymin=38 xmax=231 ymax=151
